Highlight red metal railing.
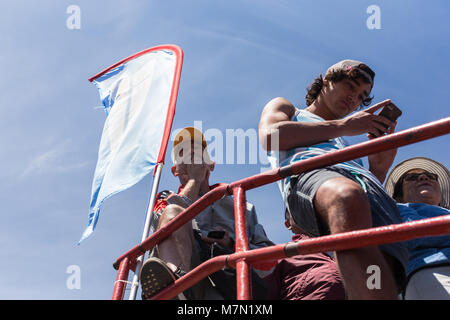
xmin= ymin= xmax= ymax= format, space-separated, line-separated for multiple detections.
xmin=233 ymin=186 xmax=252 ymax=300
xmin=112 ymin=117 xmax=450 ymax=300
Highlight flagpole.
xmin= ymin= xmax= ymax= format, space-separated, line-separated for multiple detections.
xmin=128 ymin=162 xmax=164 ymax=300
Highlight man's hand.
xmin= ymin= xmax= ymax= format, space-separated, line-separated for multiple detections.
xmin=175 ymin=162 xmax=211 ymax=202
xmin=341 ymin=99 xmax=395 ymax=137
xmin=174 ymin=162 xmax=210 ymax=183
xmin=185 ymin=163 xmax=210 ymax=182
xmin=368 ymin=122 xmax=398 ymax=183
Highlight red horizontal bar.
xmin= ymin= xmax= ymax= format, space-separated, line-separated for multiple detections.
xmin=113 ymin=117 xmax=450 ymax=270
xmin=113 ymin=184 xmax=229 ymax=269
xmin=230 ymin=117 xmax=450 ymax=191
xmin=151 ymin=214 xmax=450 ymax=300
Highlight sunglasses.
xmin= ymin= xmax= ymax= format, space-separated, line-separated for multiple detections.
xmin=403 ymin=171 xmax=438 ymax=182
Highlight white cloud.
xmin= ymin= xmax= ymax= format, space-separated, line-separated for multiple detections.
xmin=20 ymin=140 xmax=90 ymax=178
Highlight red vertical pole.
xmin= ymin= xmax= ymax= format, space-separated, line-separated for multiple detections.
xmin=233 ymin=186 xmax=252 ymax=300
xmin=112 ymin=257 xmax=130 ymax=300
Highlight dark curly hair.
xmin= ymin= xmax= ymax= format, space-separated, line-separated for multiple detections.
xmin=305 ymin=64 xmax=375 ymax=108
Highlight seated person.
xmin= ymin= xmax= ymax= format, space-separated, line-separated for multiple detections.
xmin=259 ymin=59 xmax=408 ymax=299
xmin=385 ymin=157 xmax=450 ymax=299
xmin=140 ymin=127 xmax=274 ymax=300
xmin=264 ymin=208 xmax=346 ymax=300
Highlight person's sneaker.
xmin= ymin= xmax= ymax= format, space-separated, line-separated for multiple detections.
xmin=140 ymin=257 xmax=179 ymax=300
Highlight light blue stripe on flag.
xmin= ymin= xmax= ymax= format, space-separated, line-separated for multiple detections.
xmin=79 ymin=49 xmax=176 ymax=243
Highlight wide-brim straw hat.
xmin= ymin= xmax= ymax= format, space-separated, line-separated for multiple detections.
xmin=385 ymin=157 xmax=450 ymax=209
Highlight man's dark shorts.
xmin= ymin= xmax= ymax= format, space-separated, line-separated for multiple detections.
xmin=286 ymin=166 xmax=409 ymax=289
xmin=265 ymin=234 xmax=346 ymax=300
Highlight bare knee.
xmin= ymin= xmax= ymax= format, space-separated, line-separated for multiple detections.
xmin=157 ymin=204 xmax=185 ymax=229
xmin=315 ymin=178 xmax=372 ymax=233
xmin=157 ymin=203 xmax=194 ymax=250
xmin=156 ymin=204 xmax=194 ymax=272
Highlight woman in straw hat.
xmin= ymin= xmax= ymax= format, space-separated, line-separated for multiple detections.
xmin=385 ymin=157 xmax=450 ymax=299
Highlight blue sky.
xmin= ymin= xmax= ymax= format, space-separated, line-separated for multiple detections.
xmin=0 ymin=0 xmax=448 ymax=299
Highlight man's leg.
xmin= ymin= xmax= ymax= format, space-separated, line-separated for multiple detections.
xmin=140 ymin=204 xmax=195 ymax=299
xmin=314 ymin=177 xmax=398 ymax=300
xmin=156 ymin=204 xmax=195 ymax=272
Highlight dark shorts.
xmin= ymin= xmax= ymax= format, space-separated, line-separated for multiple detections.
xmin=286 ymin=166 xmax=408 ymax=288
xmin=264 ymin=233 xmax=346 ymax=300
xmin=265 ymin=254 xmax=346 ymax=300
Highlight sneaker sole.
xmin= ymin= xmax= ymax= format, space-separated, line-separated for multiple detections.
xmin=140 ymin=258 xmax=177 ymax=299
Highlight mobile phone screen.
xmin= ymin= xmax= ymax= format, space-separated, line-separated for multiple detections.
xmin=379 ymin=103 xmax=402 ymax=122
xmin=374 ymin=102 xmax=402 ymax=136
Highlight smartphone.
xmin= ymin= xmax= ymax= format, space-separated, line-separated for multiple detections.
xmin=379 ymin=102 xmax=402 ymax=122
xmin=376 ymin=102 xmax=402 ymax=135
xmin=207 ymin=230 xmax=226 ymax=239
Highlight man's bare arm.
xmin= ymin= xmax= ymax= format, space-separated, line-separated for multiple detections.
xmin=258 ymin=97 xmax=394 ymax=151
xmin=258 ymin=97 xmax=344 ymax=151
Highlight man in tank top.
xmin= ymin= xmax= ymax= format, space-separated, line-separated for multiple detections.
xmin=258 ymin=59 xmax=408 ymax=299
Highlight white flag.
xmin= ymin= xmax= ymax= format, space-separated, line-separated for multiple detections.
xmin=80 ymin=45 xmax=183 ymax=243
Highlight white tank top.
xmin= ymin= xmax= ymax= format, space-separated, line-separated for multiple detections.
xmin=267 ymin=108 xmax=382 ymax=202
